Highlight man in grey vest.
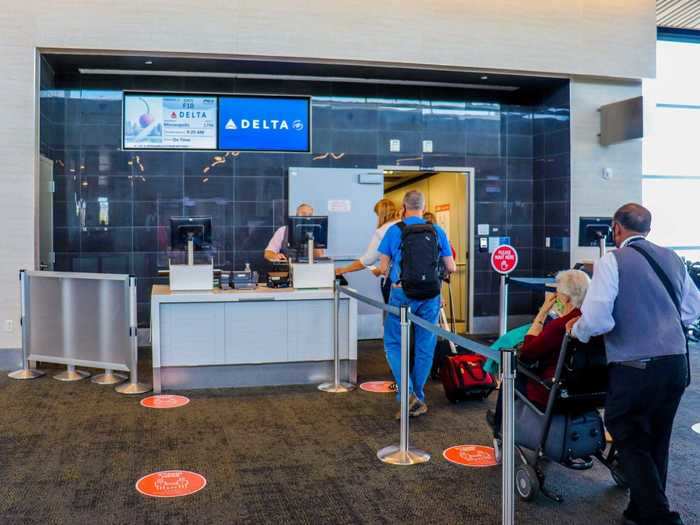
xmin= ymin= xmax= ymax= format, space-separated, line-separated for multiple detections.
xmin=567 ymin=203 xmax=700 ymax=525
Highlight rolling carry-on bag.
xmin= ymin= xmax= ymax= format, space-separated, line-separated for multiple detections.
xmin=440 ymin=353 xmax=496 ymax=403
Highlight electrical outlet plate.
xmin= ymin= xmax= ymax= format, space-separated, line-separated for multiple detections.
xmin=4 ymin=320 xmax=13 ymax=332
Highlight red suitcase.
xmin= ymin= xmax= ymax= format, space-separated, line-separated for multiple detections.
xmin=440 ymin=353 xmax=496 ymax=403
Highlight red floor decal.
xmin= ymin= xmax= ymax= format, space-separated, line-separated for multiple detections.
xmin=140 ymin=395 xmax=190 ymax=409
xmin=443 ymin=445 xmax=498 ymax=467
xmin=359 ymin=381 xmax=396 ymax=393
xmin=136 ymin=470 xmax=206 ymax=498
xmin=692 ymin=423 xmax=700 ymax=435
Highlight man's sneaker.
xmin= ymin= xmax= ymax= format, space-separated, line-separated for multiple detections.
xmin=409 ymin=400 xmax=428 ymax=417
xmin=395 ymin=394 xmax=419 ymax=420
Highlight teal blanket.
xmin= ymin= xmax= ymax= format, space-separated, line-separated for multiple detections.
xmin=483 ymin=324 xmax=532 ymax=375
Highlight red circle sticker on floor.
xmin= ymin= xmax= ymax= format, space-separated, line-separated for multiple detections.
xmin=136 ymin=470 xmax=206 ymax=498
xmin=140 ymin=395 xmax=190 ymax=409
xmin=360 ymin=381 xmax=396 ymax=393
xmin=443 ymin=445 xmax=498 ymax=467
xmin=692 ymin=423 xmax=700 ymax=435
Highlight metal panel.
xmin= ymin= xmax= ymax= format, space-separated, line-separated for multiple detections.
xmin=288 ymin=167 xmax=383 ymax=259
xmin=25 ymin=273 xmax=130 ymax=371
xmin=288 ymin=167 xmax=385 ymax=339
xmin=599 ymin=96 xmax=644 ymax=146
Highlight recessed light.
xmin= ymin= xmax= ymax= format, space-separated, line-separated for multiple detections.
xmin=480 ymin=75 xmax=488 ymax=80
xmin=144 ymin=60 xmax=153 ymax=65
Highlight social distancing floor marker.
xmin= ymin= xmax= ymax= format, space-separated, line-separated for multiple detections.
xmin=136 ymin=470 xmax=206 ymax=498
xmin=140 ymin=395 xmax=190 ymax=409
xmin=692 ymin=423 xmax=700 ymax=435
xmin=359 ymin=381 xmax=396 ymax=393
xmin=443 ymin=445 xmax=498 ymax=467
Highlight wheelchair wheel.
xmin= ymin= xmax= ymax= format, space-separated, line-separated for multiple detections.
xmin=515 ymin=464 xmax=540 ymax=502
xmin=610 ymin=459 xmax=628 ymax=489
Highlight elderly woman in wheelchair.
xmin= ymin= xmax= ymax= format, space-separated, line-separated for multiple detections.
xmin=486 ymin=269 xmax=626 ymax=502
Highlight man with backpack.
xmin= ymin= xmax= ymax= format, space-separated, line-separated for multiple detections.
xmin=378 ymin=190 xmax=456 ymax=418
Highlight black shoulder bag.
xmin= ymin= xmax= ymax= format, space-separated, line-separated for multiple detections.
xmin=629 ymin=244 xmax=691 ymax=387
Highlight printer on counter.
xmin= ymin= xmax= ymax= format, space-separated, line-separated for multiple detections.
xmin=230 ymin=263 xmax=258 ymax=290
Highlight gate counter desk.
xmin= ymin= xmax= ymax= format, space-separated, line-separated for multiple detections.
xmin=150 ymin=285 xmax=357 ymax=392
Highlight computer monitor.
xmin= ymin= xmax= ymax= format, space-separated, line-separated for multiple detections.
xmin=170 ymin=216 xmax=212 ymax=251
xmin=287 ymin=215 xmax=328 ymax=251
xmin=578 ymin=217 xmax=614 ymax=247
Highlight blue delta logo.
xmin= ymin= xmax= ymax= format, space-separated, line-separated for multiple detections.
xmin=224 ymin=118 xmax=304 ymax=131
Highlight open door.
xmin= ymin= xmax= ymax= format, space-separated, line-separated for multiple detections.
xmin=383 ymin=169 xmax=473 ymax=332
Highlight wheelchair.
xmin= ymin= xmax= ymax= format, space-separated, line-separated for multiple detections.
xmin=495 ymin=334 xmax=627 ymax=502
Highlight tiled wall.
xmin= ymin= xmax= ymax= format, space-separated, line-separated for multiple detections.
xmin=41 ymin=73 xmax=570 ymax=327
xmin=533 ymin=83 xmax=572 ymax=275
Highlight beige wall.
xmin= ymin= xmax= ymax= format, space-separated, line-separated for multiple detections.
xmin=570 ymin=79 xmax=644 ymax=264
xmin=0 ymin=1 xmax=655 ymax=351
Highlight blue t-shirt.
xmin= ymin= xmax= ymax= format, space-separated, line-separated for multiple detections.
xmin=378 ymin=216 xmax=452 ymax=284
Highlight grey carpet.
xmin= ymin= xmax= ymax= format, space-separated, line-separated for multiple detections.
xmin=0 ymin=342 xmax=698 ymax=525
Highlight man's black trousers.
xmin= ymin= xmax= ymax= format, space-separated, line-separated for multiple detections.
xmin=605 ymin=354 xmax=687 ymax=524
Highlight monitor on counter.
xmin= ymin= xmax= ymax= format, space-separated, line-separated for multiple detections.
xmin=123 ymin=93 xmax=217 ymax=150
xmin=287 ymin=216 xmax=328 ymax=250
xmin=170 ymin=216 xmax=213 ymax=251
xmin=578 ymin=217 xmax=614 ymax=247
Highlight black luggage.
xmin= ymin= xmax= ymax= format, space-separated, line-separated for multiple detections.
xmin=515 ymin=401 xmax=605 ymax=464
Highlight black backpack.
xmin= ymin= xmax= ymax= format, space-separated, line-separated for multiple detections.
xmin=397 ymin=222 xmax=441 ymax=300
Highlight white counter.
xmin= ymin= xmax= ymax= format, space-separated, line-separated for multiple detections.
xmin=150 ymin=285 xmax=357 ymax=392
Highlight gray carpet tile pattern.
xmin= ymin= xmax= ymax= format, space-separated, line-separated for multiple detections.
xmin=0 ymin=342 xmax=698 ymax=524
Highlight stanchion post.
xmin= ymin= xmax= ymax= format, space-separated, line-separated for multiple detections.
xmin=501 ymin=348 xmax=516 ymax=525
xmin=377 ymin=304 xmax=430 ymax=465
xmin=116 ymin=276 xmax=151 ymax=395
xmin=8 ymin=270 xmax=45 ymax=380
xmin=599 ymin=236 xmax=606 ymax=259
xmin=498 ymin=275 xmax=509 ymax=337
xmin=319 ymin=279 xmax=355 ymax=393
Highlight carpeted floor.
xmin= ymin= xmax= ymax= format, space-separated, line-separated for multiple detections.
xmin=0 ymin=342 xmax=698 ymax=525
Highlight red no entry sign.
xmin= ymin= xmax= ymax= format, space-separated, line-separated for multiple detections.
xmin=491 ymin=244 xmax=518 ymax=274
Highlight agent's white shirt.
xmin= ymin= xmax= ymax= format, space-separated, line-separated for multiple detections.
xmin=265 ymin=226 xmax=286 ymax=254
xmin=359 ymin=220 xmax=400 ymax=268
xmin=572 ymin=236 xmax=700 ymax=342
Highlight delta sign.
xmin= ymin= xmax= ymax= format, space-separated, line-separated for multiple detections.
xmin=218 ymin=96 xmax=310 ymax=152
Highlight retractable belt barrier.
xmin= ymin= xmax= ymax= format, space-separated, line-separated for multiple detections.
xmin=336 ymin=282 xmax=516 ymax=525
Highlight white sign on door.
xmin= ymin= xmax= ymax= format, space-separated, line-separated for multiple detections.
xmin=328 ymin=199 xmax=352 ymax=213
